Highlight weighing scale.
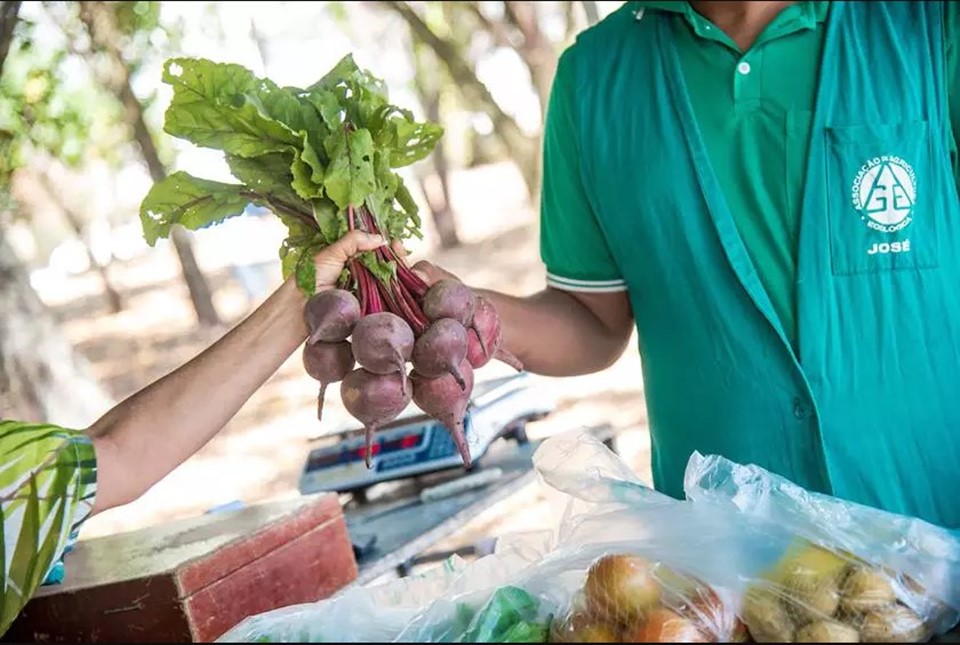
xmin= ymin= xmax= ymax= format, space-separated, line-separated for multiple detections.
xmin=298 ymin=372 xmax=557 ymax=496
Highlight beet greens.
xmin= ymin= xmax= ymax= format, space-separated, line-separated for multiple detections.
xmin=138 ymin=54 xmax=522 ymax=469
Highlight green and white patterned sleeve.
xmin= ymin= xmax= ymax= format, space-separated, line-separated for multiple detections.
xmin=0 ymin=419 xmax=97 ymax=635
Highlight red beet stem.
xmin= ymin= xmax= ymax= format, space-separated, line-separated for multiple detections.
xmin=345 ymin=204 xmax=433 ymax=334
xmin=397 ymin=263 xmax=428 ymax=300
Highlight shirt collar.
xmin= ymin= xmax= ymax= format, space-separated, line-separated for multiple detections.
xmin=634 ymin=1 xmax=830 ymax=26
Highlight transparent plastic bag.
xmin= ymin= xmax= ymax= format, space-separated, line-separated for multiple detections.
xmin=221 ymin=431 xmax=960 ymax=643
xmin=684 ymin=452 xmax=960 ymax=643
xmin=513 ymin=432 xmax=756 ymax=643
xmin=218 ymin=549 xmax=547 ymax=643
xmin=404 ymin=431 xmax=753 ymax=642
xmin=220 ymin=431 xmax=749 ymax=643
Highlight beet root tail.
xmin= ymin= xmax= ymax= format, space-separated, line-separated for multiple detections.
xmin=317 ymin=383 xmax=328 ymax=421
xmin=394 ymin=352 xmax=409 ymax=396
xmin=364 ymin=425 xmax=375 ymax=469
xmin=495 ymin=348 xmax=523 ymax=372
xmin=448 ymin=421 xmax=472 ymax=469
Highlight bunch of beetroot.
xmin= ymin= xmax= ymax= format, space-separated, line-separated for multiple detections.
xmin=135 ymin=53 xmax=522 ymax=468
xmin=302 ymin=215 xmax=522 ymax=469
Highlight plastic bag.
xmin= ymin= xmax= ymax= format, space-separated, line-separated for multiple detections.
xmin=220 ymin=432 xmax=960 ymax=643
xmin=219 ymin=431 xmax=747 ymax=643
xmin=399 ymin=433 xmax=750 ymax=642
xmin=218 ymin=546 xmax=553 ymax=643
xmin=684 ymin=452 xmax=960 ymax=643
xmin=511 ymin=432 xmax=755 ymax=642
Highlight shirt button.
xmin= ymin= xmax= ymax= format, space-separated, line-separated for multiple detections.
xmin=737 ymin=61 xmax=752 ymax=75
xmin=793 ymin=398 xmax=811 ymax=420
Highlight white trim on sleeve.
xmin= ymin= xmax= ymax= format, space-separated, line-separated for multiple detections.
xmin=546 ymin=272 xmax=629 ymax=293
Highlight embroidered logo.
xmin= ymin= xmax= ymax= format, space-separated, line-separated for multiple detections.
xmin=851 ymin=156 xmax=916 ymax=233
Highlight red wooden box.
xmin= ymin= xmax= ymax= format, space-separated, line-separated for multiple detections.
xmin=5 ymin=493 xmax=358 ymax=643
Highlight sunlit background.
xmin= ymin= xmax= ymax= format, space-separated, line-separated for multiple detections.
xmin=0 ymin=1 xmax=648 ymax=544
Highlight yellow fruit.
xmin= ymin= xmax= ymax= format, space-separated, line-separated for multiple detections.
xmin=625 ymin=608 xmax=710 ymax=643
xmin=839 ymin=566 xmax=897 ymax=613
xmin=859 ymin=604 xmax=928 ymax=643
xmin=795 ymin=619 xmax=860 ymax=643
xmin=550 ymin=602 xmax=620 ymax=643
xmin=769 ymin=542 xmax=847 ymax=624
xmin=741 ymin=586 xmax=795 ymax=643
xmin=770 ymin=542 xmax=850 ymax=586
xmin=585 ymin=554 xmax=662 ymax=626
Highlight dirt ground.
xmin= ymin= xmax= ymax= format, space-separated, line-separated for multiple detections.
xmin=45 ymin=162 xmax=650 ymax=567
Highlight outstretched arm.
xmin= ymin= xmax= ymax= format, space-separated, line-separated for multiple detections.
xmin=86 ymin=230 xmax=383 ymax=514
xmin=0 ymin=231 xmax=382 ymax=637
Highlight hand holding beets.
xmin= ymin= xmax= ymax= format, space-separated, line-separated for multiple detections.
xmin=134 ymin=54 xmax=510 ymax=469
xmin=301 ymin=240 xmax=523 ymax=469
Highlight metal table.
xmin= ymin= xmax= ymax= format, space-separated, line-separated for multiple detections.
xmin=342 ymin=424 xmax=617 ymax=586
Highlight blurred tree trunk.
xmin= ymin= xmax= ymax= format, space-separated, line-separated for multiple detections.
xmin=249 ymin=17 xmax=270 ymax=72
xmin=580 ymin=0 xmax=600 ymax=26
xmin=78 ymin=1 xmax=222 ymax=327
xmin=37 ymin=170 xmax=123 ymax=314
xmin=502 ymin=2 xmax=556 ymax=121
xmin=411 ymin=43 xmax=459 ymax=249
xmin=379 ymin=0 xmax=539 ymax=202
xmin=0 ymin=224 xmax=113 ymax=426
xmin=500 ymin=1 xmax=554 ymax=205
xmin=0 ymin=0 xmax=20 ymax=75
xmin=562 ymin=1 xmax=578 ymax=41
xmin=0 ymin=3 xmax=111 ymax=426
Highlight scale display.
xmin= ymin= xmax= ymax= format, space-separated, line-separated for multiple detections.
xmin=298 ymin=373 xmax=555 ymax=495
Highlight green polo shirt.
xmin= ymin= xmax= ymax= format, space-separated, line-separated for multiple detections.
xmin=541 ymin=1 xmax=960 ymax=351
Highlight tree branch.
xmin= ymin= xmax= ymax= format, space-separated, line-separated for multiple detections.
xmin=378 ymin=0 xmax=537 ymax=198
xmin=461 ymin=2 xmax=513 ymax=49
xmin=378 ymin=1 xmax=531 ymax=154
xmin=580 ymin=0 xmax=600 ymax=26
xmin=0 ymin=0 xmax=23 ymax=78
xmin=75 ymin=1 xmax=222 ymax=326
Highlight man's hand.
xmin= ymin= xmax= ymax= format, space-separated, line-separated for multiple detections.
xmin=410 ymin=259 xmax=458 ymax=286
xmin=393 ymin=243 xmax=634 ymax=377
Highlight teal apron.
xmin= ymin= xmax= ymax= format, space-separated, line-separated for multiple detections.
xmin=572 ymin=1 xmax=960 ymax=527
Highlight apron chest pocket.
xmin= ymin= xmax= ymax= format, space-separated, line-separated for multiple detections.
xmin=824 ymin=120 xmax=939 ymax=276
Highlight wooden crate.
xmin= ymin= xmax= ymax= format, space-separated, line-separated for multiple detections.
xmin=5 ymin=493 xmax=357 ymax=642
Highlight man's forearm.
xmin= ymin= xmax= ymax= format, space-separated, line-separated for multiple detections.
xmin=87 ymin=278 xmax=309 ymax=513
xmin=476 ymin=288 xmax=633 ymax=377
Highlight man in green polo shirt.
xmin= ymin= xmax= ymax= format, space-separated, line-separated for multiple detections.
xmin=413 ymin=1 xmax=960 ymax=529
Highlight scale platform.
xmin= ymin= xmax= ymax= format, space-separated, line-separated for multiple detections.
xmin=298 ymin=372 xmax=557 ymax=496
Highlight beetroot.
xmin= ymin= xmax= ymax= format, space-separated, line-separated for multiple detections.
xmin=412 ymin=359 xmax=475 ymax=468
xmin=351 ymin=312 xmax=414 ymax=380
xmin=422 ymin=279 xmax=477 ymax=328
xmin=302 ymin=340 xmax=356 ymax=420
xmin=297 ymin=229 xmax=515 ymax=471
xmin=412 ymin=318 xmax=469 ymax=390
xmin=465 ymin=296 xmax=523 ymax=371
xmin=304 ymin=289 xmax=361 ymax=344
xmin=341 ymin=368 xmax=412 ymax=467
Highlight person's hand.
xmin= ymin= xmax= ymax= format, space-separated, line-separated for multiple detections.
xmin=389 ymin=240 xmax=460 ymax=287
xmin=314 ymin=230 xmax=385 ymax=291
